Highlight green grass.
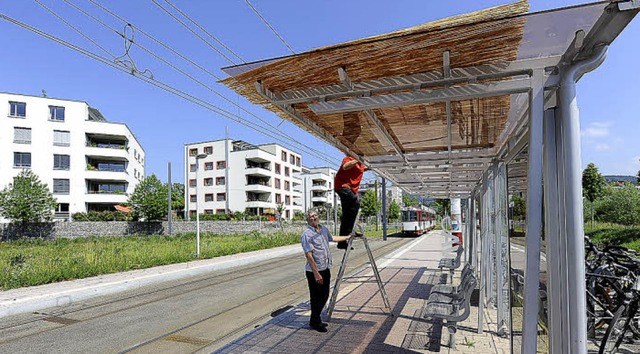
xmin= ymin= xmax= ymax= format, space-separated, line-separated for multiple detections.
xmin=0 ymin=231 xmax=300 ymax=290
xmin=584 ymin=222 xmax=640 ymax=252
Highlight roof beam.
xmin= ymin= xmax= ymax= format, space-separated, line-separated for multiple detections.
xmin=261 ymin=56 xmax=562 ymax=105
xmin=363 ymin=109 xmax=407 ymax=161
xmin=309 ymin=77 xmax=532 ymax=115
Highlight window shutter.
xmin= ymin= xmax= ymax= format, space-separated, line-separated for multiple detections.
xmin=14 ymin=128 xmax=31 ymax=143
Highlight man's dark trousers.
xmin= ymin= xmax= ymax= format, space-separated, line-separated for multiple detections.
xmin=336 ymin=187 xmax=360 ymax=237
xmin=305 ymin=269 xmax=331 ymax=326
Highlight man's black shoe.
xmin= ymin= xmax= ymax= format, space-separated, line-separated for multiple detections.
xmin=310 ymin=321 xmax=328 ymax=328
xmin=310 ymin=323 xmax=328 ymax=332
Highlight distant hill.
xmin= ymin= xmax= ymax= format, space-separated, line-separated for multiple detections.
xmin=604 ymin=175 xmax=637 ymax=184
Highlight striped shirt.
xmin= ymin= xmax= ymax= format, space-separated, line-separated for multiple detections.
xmin=300 ymin=224 xmax=334 ymax=272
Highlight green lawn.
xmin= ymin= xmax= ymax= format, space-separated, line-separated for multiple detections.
xmin=584 ymin=222 xmax=640 ymax=251
xmin=0 ymin=231 xmax=301 ymax=290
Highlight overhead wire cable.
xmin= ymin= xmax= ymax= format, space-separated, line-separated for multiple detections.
xmin=64 ymin=0 xmax=338 ymax=164
xmin=149 ymin=0 xmax=237 ymax=65
xmin=161 ymin=0 xmax=245 ymax=63
xmin=243 ymin=0 xmax=295 ymax=54
xmin=0 ymin=13 xmax=338 ymax=165
xmin=34 ymin=0 xmax=115 ymax=59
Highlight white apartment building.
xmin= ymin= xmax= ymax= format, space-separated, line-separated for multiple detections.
xmin=0 ymin=92 xmax=145 ymax=220
xmin=296 ymin=167 xmax=338 ymax=211
xmin=184 ymin=139 xmax=303 ymax=220
xmin=359 ymin=181 xmax=403 ymax=206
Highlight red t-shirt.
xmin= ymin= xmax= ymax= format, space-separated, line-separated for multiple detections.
xmin=334 ymin=157 xmax=365 ymax=193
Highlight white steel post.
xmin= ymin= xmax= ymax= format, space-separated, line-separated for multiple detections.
xmin=557 ymin=46 xmax=608 ymax=353
xmin=521 ymin=68 xmax=544 ymax=354
xmin=543 ymin=108 xmax=564 ymax=353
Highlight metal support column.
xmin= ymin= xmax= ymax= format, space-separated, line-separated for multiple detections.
xmin=521 ymin=68 xmax=544 ymax=354
xmin=543 ymin=107 xmax=564 ymax=353
xmin=557 ymin=45 xmax=608 ymax=353
xmin=382 ymin=177 xmax=387 ymax=241
xmin=495 ymin=162 xmax=510 ymax=336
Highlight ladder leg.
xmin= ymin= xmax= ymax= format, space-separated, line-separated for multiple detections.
xmin=362 ymin=235 xmax=393 ymax=315
xmin=326 ymin=234 xmax=354 ymax=321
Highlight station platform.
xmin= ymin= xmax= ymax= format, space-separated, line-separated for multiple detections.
xmin=215 ymin=231 xmax=510 ymax=354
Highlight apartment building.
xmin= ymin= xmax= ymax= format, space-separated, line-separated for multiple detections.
xmin=296 ymin=167 xmax=338 ymax=211
xmin=359 ymin=181 xmax=403 ymax=206
xmin=184 ymin=139 xmax=303 ymax=220
xmin=0 ymin=92 xmax=145 ymax=220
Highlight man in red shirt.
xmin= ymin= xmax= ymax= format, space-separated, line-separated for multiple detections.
xmin=334 ymin=156 xmax=366 ymax=249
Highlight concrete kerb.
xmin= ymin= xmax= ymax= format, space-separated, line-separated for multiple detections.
xmin=0 ymin=244 xmax=301 ymax=319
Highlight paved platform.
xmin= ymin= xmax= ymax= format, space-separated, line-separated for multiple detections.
xmin=214 ymin=231 xmax=510 ymax=353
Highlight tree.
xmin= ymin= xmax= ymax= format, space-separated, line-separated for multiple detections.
xmin=402 ymin=193 xmax=419 ymax=207
xmin=582 ymin=163 xmax=606 ymax=228
xmin=387 ymin=199 xmax=401 ymax=222
xmin=360 ymin=190 xmax=381 ymax=218
xmin=0 ymin=169 xmax=57 ymax=223
xmin=128 ymin=174 xmax=168 ymax=221
xmin=511 ymin=195 xmax=526 ymax=221
xmin=167 ymin=182 xmax=185 ymax=213
xmin=433 ymin=199 xmax=451 ymax=216
xmin=637 ymin=170 xmax=640 ymax=185
xmin=598 ymin=184 xmax=640 ymax=226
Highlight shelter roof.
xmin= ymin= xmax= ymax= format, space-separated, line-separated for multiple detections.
xmin=221 ymin=0 xmax=638 ymax=197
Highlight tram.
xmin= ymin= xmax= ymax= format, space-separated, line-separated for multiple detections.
xmin=401 ymin=206 xmax=436 ymax=236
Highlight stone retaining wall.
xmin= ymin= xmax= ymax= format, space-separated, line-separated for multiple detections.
xmin=0 ymin=221 xmax=336 ymax=240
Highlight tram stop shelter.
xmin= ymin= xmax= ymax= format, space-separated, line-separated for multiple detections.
xmin=221 ymin=1 xmax=639 ymax=353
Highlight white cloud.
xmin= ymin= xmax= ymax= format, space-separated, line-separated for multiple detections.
xmin=581 ymin=121 xmax=611 ymax=138
xmin=595 ymin=143 xmax=610 ymax=152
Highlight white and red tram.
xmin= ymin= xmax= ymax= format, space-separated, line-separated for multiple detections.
xmin=401 ymin=206 xmax=436 ymax=236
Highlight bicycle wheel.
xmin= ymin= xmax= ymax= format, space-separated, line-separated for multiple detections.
xmin=599 ymin=304 xmax=630 ymax=354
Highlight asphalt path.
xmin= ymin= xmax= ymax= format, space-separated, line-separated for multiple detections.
xmin=0 ymin=236 xmax=414 ymax=354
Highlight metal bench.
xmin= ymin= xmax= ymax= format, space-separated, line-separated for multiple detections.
xmin=423 ymin=274 xmax=477 ymax=349
xmin=438 ymin=245 xmax=464 ymax=271
xmin=429 ymin=263 xmax=474 ymax=297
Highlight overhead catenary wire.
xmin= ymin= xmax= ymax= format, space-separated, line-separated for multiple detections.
xmin=243 ymin=0 xmax=295 ymax=54
xmin=60 ymin=0 xmax=339 ymax=165
xmin=161 ymin=0 xmax=245 ymax=64
xmin=0 ymin=12 xmax=339 ymax=166
xmin=150 ymin=0 xmax=237 ymax=65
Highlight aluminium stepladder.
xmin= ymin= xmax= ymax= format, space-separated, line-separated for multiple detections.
xmin=326 ymin=218 xmax=393 ymax=321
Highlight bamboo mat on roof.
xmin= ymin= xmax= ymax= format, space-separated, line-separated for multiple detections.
xmin=222 ymin=0 xmax=529 ymax=157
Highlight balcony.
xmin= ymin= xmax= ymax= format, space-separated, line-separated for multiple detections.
xmin=245 ymin=167 xmax=271 ymax=177
xmin=246 ymin=184 xmax=272 ymax=193
xmin=85 ymin=190 xmax=128 ymax=203
xmin=244 ymin=149 xmax=273 ymax=163
xmin=311 ymin=183 xmax=329 ymax=191
xmin=312 ymin=196 xmax=329 ymax=203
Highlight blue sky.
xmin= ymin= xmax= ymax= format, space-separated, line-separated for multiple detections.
xmin=0 ymin=0 xmax=638 ymax=182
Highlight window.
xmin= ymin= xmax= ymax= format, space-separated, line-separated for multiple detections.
xmin=216 ymin=161 xmax=226 ymax=169
xmin=204 ymin=162 xmax=213 ymax=170
xmin=296 ymin=156 xmax=301 ymax=167
xmin=14 ymin=152 xmax=31 ymax=167
xmin=189 ymin=210 xmax=196 ymax=217
xmin=216 ymin=209 xmax=226 ymax=215
xmin=281 ymin=151 xmax=287 ymax=161
xmin=189 ymin=148 xmax=198 ymax=156
xmin=275 ymin=178 xmax=281 ymax=189
xmin=275 ymin=163 xmax=281 ymax=174
xmin=53 ymin=130 xmax=70 ymax=146
xmin=53 ymin=154 xmax=70 ymax=170
xmin=285 ymin=181 xmax=290 ymax=191
xmin=53 ymin=179 xmax=70 ymax=194
xmin=49 ymin=106 xmax=65 ymax=121
xmin=189 ymin=179 xmax=196 ymax=187
xmin=9 ymin=101 xmax=26 ymax=117
xmin=190 ymin=164 xmax=196 ymax=172
xmin=285 ymin=167 xmax=290 ymax=177
xmin=290 ymin=155 xmax=295 ymax=164
xmin=205 ymin=193 xmax=214 ymax=202
xmin=204 ymin=178 xmax=213 ymax=186
xmin=217 ymin=193 xmax=226 ymax=201
xmin=13 ymin=127 xmax=31 ymax=144
xmin=275 ymin=194 xmax=282 ymax=203
xmin=204 ymin=209 xmax=214 ymax=214
xmin=190 ymin=194 xmax=197 ymax=202
xmin=285 ymin=195 xmax=291 ymax=205
xmin=216 ymin=177 xmax=225 ymax=185
xmin=204 ymin=146 xmax=213 ymax=154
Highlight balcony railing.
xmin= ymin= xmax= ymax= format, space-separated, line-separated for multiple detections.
xmin=87 ymin=190 xmax=128 ymax=195
xmin=246 ymin=198 xmax=271 ymax=202
xmin=86 ymin=142 xmax=128 ymax=150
